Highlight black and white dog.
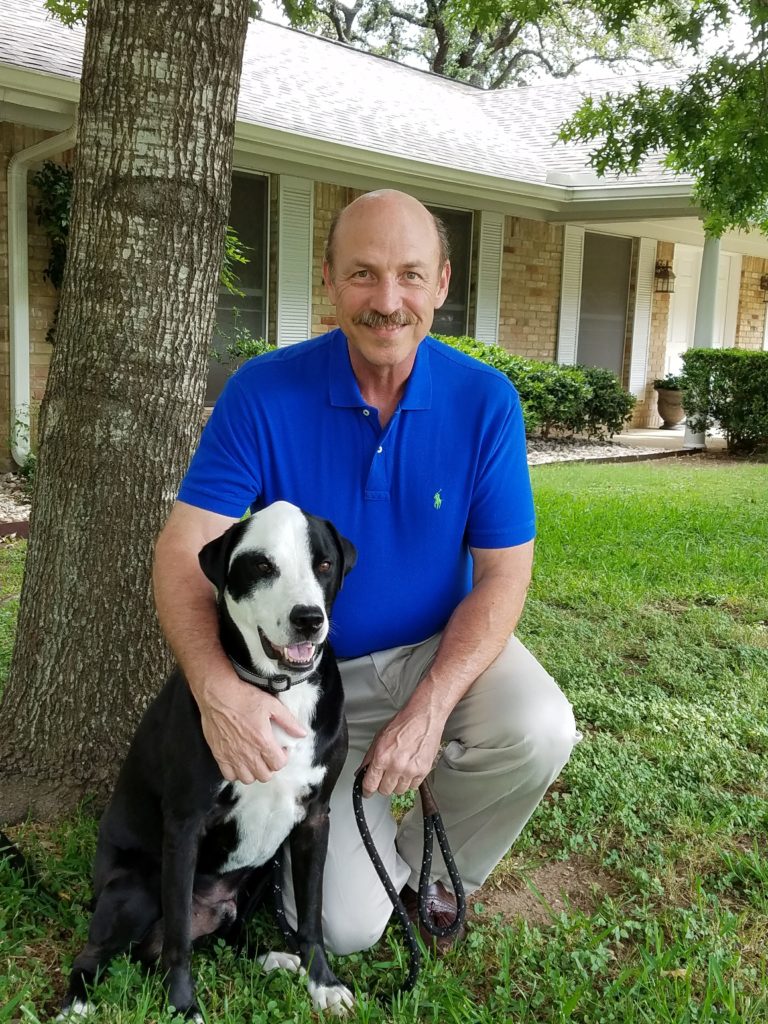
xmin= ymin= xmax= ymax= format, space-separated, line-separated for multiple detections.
xmin=60 ymin=501 xmax=357 ymax=1019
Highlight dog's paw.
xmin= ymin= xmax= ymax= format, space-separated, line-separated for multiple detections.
xmin=257 ymin=950 xmax=304 ymax=974
xmin=307 ymin=979 xmax=355 ymax=1015
xmin=55 ymin=999 xmax=95 ymax=1020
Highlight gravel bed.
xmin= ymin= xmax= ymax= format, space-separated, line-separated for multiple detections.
xmin=0 ymin=437 xmax=675 ymax=524
xmin=0 ymin=473 xmax=31 ymax=523
xmin=527 ymin=436 xmax=672 ymax=465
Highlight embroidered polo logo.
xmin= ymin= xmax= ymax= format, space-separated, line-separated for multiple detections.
xmin=433 ymin=490 xmax=442 ymax=510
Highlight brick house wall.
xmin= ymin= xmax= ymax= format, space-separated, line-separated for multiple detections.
xmin=498 ymin=217 xmax=563 ymax=361
xmin=311 ymin=181 xmax=363 ymax=337
xmin=0 ymin=123 xmax=62 ymax=471
xmin=735 ymin=256 xmax=768 ymax=350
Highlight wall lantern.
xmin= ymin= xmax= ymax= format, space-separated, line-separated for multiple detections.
xmin=760 ymin=274 xmax=768 ymax=302
xmin=654 ymin=260 xmax=676 ymax=293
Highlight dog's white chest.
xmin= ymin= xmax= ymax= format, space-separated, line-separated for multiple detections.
xmin=220 ymin=685 xmax=327 ymax=872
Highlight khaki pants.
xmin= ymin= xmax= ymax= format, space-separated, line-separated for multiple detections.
xmin=282 ymin=632 xmax=581 ymax=954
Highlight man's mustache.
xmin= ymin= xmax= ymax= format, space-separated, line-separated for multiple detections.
xmin=353 ymin=310 xmax=417 ymax=329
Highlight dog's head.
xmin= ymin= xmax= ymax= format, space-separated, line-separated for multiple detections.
xmin=199 ymin=501 xmax=357 ymax=680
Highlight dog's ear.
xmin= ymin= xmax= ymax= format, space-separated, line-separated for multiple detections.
xmin=323 ymin=520 xmax=357 ymax=586
xmin=198 ymin=520 xmax=247 ymax=593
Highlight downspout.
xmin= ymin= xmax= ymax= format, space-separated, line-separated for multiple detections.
xmin=8 ymin=126 xmax=76 ymax=466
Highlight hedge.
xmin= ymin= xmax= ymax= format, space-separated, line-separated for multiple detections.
xmin=682 ymin=347 xmax=768 ymax=452
xmin=437 ymin=335 xmax=635 ymax=439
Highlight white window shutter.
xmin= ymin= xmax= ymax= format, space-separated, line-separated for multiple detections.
xmin=277 ymin=176 xmax=313 ymax=346
xmin=475 ymin=211 xmax=504 ymax=344
xmin=557 ymin=225 xmax=584 ymax=365
xmin=628 ymin=238 xmax=656 ymax=395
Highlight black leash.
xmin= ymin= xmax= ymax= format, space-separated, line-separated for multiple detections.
xmin=270 ymin=766 xmax=466 ymax=997
xmin=352 ymin=767 xmax=467 ymax=993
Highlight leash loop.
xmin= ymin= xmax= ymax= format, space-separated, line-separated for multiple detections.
xmin=415 ymin=777 xmax=466 ymax=939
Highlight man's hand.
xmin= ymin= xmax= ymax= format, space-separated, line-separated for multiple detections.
xmin=357 ymin=543 xmax=535 ymax=798
xmin=197 ymin=668 xmax=307 ymax=785
xmin=360 ymin=702 xmax=446 ymax=797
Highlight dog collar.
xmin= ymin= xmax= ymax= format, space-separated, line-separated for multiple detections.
xmin=229 ymin=656 xmax=317 ymax=695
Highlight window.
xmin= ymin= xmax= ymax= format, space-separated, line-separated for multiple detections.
xmin=206 ymin=172 xmax=269 ymax=403
xmin=427 ymin=205 xmax=472 ymax=337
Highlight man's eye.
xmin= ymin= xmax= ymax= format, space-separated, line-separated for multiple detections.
xmin=404 ymin=271 xmax=421 ymax=280
xmin=317 ymin=560 xmax=332 ymax=573
xmin=352 ymin=270 xmax=369 ymax=279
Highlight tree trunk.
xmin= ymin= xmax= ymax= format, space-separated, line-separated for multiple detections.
xmin=0 ymin=0 xmax=250 ymax=821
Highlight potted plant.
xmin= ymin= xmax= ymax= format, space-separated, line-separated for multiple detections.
xmin=653 ymin=373 xmax=685 ymax=429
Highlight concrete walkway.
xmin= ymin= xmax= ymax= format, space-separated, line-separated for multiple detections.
xmin=618 ymin=425 xmax=727 ymax=451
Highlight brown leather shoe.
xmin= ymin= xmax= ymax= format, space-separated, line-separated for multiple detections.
xmin=400 ymin=881 xmax=466 ymax=954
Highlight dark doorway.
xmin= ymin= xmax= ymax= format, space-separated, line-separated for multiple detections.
xmin=577 ymin=232 xmax=631 ymax=377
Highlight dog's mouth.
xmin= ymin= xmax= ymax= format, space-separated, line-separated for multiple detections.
xmin=258 ymin=628 xmax=319 ymax=671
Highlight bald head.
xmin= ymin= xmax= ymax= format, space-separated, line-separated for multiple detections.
xmin=324 ymin=190 xmax=450 ymax=275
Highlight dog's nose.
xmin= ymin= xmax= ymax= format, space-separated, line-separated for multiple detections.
xmin=289 ymin=605 xmax=325 ymax=637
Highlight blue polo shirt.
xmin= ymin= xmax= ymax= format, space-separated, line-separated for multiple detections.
xmin=178 ymin=329 xmax=535 ymax=658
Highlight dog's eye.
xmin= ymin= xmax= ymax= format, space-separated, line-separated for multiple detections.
xmin=257 ymin=562 xmax=274 ymax=574
xmin=316 ymin=560 xmax=332 ymax=573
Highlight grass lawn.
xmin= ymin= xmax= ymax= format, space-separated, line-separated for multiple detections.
xmin=1 ymin=456 xmax=767 ymax=1022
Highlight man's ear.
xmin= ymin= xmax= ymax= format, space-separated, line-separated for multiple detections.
xmin=434 ymin=259 xmax=451 ymax=309
xmin=198 ymin=520 xmax=247 ymax=592
xmin=322 ymin=259 xmax=338 ymax=303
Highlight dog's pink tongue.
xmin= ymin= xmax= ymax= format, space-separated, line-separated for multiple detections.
xmin=285 ymin=643 xmax=314 ymax=662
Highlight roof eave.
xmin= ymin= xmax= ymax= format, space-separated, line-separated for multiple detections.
xmin=234 ymin=120 xmax=696 ymax=219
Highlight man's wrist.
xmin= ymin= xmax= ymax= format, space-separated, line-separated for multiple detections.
xmin=185 ymin=655 xmax=239 ymax=709
xmin=402 ymin=674 xmax=451 ymax=730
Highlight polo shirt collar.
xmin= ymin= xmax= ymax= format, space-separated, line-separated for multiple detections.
xmin=328 ymin=329 xmax=432 ymax=410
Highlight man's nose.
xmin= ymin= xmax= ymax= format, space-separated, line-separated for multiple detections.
xmin=369 ymin=275 xmax=401 ymax=315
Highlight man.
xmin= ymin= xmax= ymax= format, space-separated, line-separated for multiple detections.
xmin=153 ymin=189 xmax=580 ymax=955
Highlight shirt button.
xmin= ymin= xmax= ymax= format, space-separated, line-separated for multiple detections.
xmin=362 ymin=409 xmax=370 ymax=417
xmin=377 ymin=446 xmax=383 ymax=454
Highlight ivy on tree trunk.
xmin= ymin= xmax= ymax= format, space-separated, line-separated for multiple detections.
xmin=0 ymin=0 xmax=251 ymax=821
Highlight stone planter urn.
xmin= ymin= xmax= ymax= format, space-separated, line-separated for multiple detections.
xmin=653 ymin=376 xmax=686 ymax=429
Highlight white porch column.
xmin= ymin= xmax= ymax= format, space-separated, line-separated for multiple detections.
xmin=628 ymin=238 xmax=656 ymax=397
xmin=684 ymin=233 xmax=721 ymax=448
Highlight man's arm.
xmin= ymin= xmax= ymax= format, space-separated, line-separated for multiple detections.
xmin=153 ymin=501 xmax=305 ymax=784
xmin=360 ymin=540 xmax=534 ymax=797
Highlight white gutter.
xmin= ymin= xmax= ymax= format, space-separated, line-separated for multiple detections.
xmin=7 ymin=125 xmax=76 ymax=465
xmin=234 ymin=121 xmax=697 ymax=214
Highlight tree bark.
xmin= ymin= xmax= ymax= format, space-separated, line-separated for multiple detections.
xmin=0 ymin=0 xmax=251 ymax=821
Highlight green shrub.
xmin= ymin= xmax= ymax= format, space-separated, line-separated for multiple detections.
xmin=437 ymin=335 xmax=635 ymax=439
xmin=682 ymin=348 xmax=768 ymax=453
xmin=18 ymin=452 xmax=37 ymax=495
xmin=579 ymin=364 xmax=637 ymax=438
xmin=225 ymin=332 xmax=275 ymax=363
